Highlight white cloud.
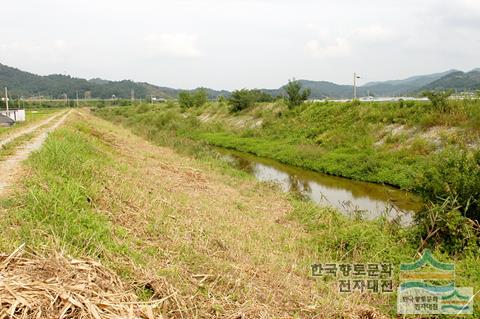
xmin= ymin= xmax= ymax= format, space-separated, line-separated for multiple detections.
xmin=305 ymin=25 xmax=391 ymax=59
xmin=352 ymin=26 xmax=392 ymax=41
xmin=0 ymin=40 xmax=72 ymax=64
xmin=0 ymin=40 xmax=70 ymax=54
xmin=144 ymin=33 xmax=201 ymax=58
xmin=458 ymin=0 xmax=480 ymax=11
xmin=305 ymin=38 xmax=351 ymax=59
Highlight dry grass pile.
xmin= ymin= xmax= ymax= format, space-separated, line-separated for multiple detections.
xmin=0 ymin=245 xmax=167 ymax=319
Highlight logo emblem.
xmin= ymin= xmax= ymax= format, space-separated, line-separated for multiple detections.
xmin=397 ymin=249 xmax=473 ymax=315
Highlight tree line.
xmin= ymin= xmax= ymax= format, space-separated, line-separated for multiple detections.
xmin=178 ymin=79 xmax=311 ymax=112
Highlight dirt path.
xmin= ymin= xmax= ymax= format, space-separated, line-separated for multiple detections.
xmin=0 ymin=110 xmax=66 ymax=148
xmin=0 ymin=111 xmax=70 ymax=195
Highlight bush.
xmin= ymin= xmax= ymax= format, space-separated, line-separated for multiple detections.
xmin=217 ymin=95 xmax=226 ymax=105
xmin=414 ymin=198 xmax=479 ymax=255
xmin=250 ymin=89 xmax=275 ymax=102
xmin=228 ymin=89 xmax=256 ymax=112
xmin=416 ymin=148 xmax=480 ymax=221
xmin=414 ymin=147 xmax=480 ymax=252
xmin=178 ymin=91 xmax=194 ymax=108
xmin=178 ymin=89 xmax=208 ymax=108
xmin=192 ymin=89 xmax=208 ymax=107
xmin=284 ymin=79 xmax=310 ymax=109
xmin=421 ymin=90 xmax=453 ymax=112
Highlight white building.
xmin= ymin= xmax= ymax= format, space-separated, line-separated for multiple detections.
xmin=0 ymin=109 xmax=26 ymax=122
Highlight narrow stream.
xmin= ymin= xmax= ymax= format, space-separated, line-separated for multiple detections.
xmin=217 ymin=148 xmax=422 ymax=223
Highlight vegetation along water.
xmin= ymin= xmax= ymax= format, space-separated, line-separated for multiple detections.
xmin=92 ymin=92 xmax=480 ymax=315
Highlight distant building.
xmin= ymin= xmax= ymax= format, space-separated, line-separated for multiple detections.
xmin=0 ymin=109 xmax=26 ymax=122
xmin=0 ymin=113 xmax=15 ymax=127
xmin=151 ymin=97 xmax=166 ymax=103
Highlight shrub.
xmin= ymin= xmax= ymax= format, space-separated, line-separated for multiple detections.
xmin=414 ymin=198 xmax=479 ymax=255
xmin=284 ymin=79 xmax=311 ymax=109
xmin=217 ymin=95 xmax=226 ymax=105
xmin=178 ymin=89 xmax=208 ymax=108
xmin=192 ymin=89 xmax=208 ymax=107
xmin=250 ymin=89 xmax=275 ymax=103
xmin=416 ymin=148 xmax=480 ymax=221
xmin=421 ymin=90 xmax=453 ymax=112
xmin=228 ymin=89 xmax=256 ymax=112
xmin=178 ymin=91 xmax=194 ymax=108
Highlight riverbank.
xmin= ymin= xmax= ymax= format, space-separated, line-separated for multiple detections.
xmin=216 ymin=147 xmax=421 ymax=221
xmin=93 ymin=103 xmax=479 ymax=315
xmin=0 ymin=109 xmax=429 ymax=317
xmin=95 ymin=100 xmax=480 ymax=190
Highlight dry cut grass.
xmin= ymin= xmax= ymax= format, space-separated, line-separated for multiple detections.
xmin=0 ymin=245 xmax=170 ymax=318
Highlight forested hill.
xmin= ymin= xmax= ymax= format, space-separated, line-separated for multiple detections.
xmin=0 ymin=62 xmax=478 ymax=100
xmin=419 ymin=70 xmax=480 ymax=91
xmin=0 ymin=63 xmax=229 ymax=99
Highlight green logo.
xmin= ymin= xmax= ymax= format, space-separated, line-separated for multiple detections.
xmin=397 ymin=249 xmax=473 ymax=315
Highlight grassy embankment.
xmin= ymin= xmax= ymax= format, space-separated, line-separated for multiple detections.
xmin=95 ymin=99 xmax=480 ymax=190
xmin=0 ymin=103 xmax=477 ymax=316
xmin=94 ymin=101 xmax=480 ymax=314
xmin=0 ymin=110 xmax=419 ymax=317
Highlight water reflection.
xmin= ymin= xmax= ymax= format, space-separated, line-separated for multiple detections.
xmin=218 ymin=148 xmax=422 ymax=223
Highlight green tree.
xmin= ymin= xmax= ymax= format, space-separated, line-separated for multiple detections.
xmin=421 ymin=90 xmax=453 ymax=112
xmin=179 ymin=89 xmax=208 ymax=108
xmin=192 ymin=89 xmax=208 ymax=107
xmin=178 ymin=91 xmax=194 ymax=108
xmin=228 ymin=89 xmax=256 ymax=112
xmin=250 ymin=89 xmax=275 ymax=103
xmin=284 ymin=79 xmax=310 ymax=109
xmin=217 ymin=95 xmax=226 ymax=105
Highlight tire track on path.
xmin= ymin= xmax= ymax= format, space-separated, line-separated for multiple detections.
xmin=0 ymin=110 xmax=67 ymax=148
xmin=0 ymin=110 xmax=71 ymax=196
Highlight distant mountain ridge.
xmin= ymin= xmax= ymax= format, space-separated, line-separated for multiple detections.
xmin=0 ymin=63 xmax=228 ymax=100
xmin=362 ymin=70 xmax=458 ymax=96
xmin=0 ymin=63 xmax=478 ymax=100
xmin=419 ymin=70 xmax=480 ymax=91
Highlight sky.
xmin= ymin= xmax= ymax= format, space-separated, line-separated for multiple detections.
xmin=1 ymin=0 xmax=479 ymax=90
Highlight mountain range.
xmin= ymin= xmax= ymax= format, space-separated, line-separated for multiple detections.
xmin=0 ymin=63 xmax=479 ymax=100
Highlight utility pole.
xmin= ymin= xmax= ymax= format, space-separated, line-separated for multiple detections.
xmin=353 ymin=72 xmax=360 ymax=100
xmin=76 ymin=91 xmax=79 ymax=107
xmin=131 ymin=88 xmax=135 ymax=101
xmin=4 ymin=87 xmax=9 ymax=113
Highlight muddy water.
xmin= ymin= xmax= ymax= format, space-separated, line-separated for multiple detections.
xmin=217 ymin=148 xmax=422 ymax=223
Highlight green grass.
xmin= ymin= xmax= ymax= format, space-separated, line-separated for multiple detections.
xmin=94 ymin=99 xmax=480 ymax=191
xmin=0 ymin=108 xmax=477 ymax=315
xmin=93 ymin=104 xmax=480 ymax=315
xmin=0 ymin=133 xmax=36 ymax=159
xmin=0 ymin=124 xmax=133 ymax=261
